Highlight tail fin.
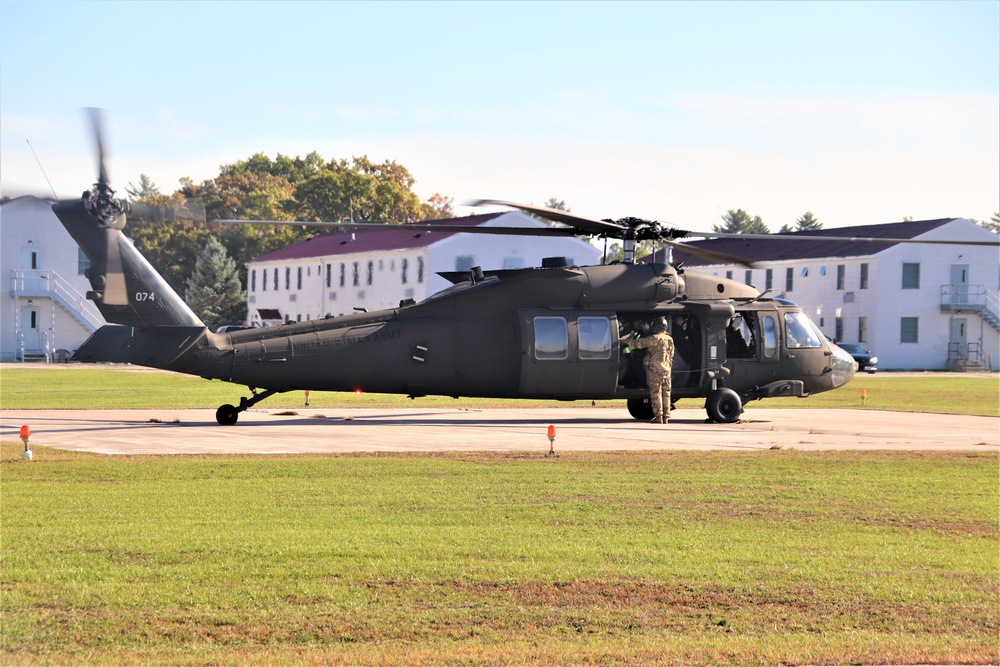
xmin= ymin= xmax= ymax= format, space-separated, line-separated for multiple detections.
xmin=52 ymin=193 xmax=204 ymax=328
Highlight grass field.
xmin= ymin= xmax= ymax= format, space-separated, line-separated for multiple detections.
xmin=2 ymin=366 xmax=998 ymax=664
xmin=2 ymin=445 xmax=998 ymax=666
xmin=1 ymin=365 xmax=998 ymax=416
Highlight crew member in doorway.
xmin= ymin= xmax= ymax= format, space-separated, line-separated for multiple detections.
xmin=621 ymin=317 xmax=675 ymax=424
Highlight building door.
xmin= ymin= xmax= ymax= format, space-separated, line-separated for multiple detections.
xmin=950 ymin=318 xmax=968 ymax=360
xmin=20 ymin=306 xmax=41 ymax=352
xmin=950 ymin=264 xmax=969 ymax=305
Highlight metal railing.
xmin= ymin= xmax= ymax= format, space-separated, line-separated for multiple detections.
xmin=9 ymin=269 xmax=104 ymax=331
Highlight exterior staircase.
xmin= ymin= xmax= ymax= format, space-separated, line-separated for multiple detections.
xmin=9 ymin=269 xmax=105 ymax=361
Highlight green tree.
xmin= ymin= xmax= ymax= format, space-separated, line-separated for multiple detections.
xmin=185 ymin=236 xmax=247 ymax=331
xmin=981 ymin=211 xmax=1000 ymax=234
xmin=125 ymin=174 xmax=161 ymax=201
xmin=544 ymin=198 xmax=570 ymax=211
xmin=714 ymin=209 xmax=769 ymax=234
xmin=795 ymin=211 xmax=822 ymax=231
xmin=421 ymin=193 xmax=454 ymax=219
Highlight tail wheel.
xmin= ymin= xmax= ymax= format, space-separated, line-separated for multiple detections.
xmin=706 ymin=388 xmax=742 ymax=423
xmin=627 ymin=398 xmax=655 ymax=420
xmin=216 ymin=404 xmax=240 ymax=426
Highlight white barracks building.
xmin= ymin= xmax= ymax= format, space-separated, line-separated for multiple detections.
xmin=666 ymin=218 xmax=999 ymax=371
xmin=245 ymin=211 xmax=599 ymax=326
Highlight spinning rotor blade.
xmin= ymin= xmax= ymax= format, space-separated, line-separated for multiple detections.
xmin=674 ymin=230 xmax=1000 ymax=247
xmin=465 ymin=199 xmax=628 ymax=236
xmin=212 ymin=219 xmax=580 ymax=237
xmin=132 ymin=200 xmax=207 ymax=224
xmin=86 ymin=107 xmax=111 ymax=192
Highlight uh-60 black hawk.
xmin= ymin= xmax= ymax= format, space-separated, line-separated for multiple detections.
xmin=52 ymin=113 xmax=999 ymax=425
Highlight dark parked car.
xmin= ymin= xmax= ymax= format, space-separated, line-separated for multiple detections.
xmin=837 ymin=342 xmax=878 ymax=374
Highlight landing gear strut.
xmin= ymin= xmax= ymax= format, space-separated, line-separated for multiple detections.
xmin=216 ymin=387 xmax=282 ymax=425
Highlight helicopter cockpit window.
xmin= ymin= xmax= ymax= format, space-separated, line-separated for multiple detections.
xmin=784 ymin=311 xmax=822 ymax=348
xmin=762 ymin=315 xmax=778 ymax=359
xmin=578 ymin=317 xmax=612 ymax=360
xmin=533 ymin=316 xmax=569 ymax=360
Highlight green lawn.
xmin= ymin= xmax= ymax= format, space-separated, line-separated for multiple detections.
xmin=1 ymin=366 xmax=998 ymax=416
xmin=2 ymin=446 xmax=997 ymax=666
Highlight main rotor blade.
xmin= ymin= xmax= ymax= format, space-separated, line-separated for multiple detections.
xmin=212 ymin=219 xmax=581 ymax=237
xmin=132 ymin=201 xmax=207 ymax=224
xmin=465 ymin=199 xmax=628 ymax=237
xmin=674 ymin=230 xmax=1000 ymax=246
xmin=664 ymin=239 xmax=755 ymax=268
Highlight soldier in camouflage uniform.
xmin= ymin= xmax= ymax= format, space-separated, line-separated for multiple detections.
xmin=621 ymin=317 xmax=675 ymax=424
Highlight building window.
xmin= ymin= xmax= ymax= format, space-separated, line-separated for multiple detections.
xmin=858 ymin=316 xmax=867 ymax=343
xmin=352 ymin=262 xmax=359 ymax=287
xmin=285 ymin=267 xmax=291 ymax=290
xmin=835 ymin=317 xmax=843 ymax=342
xmin=273 ymin=268 xmax=278 ymax=291
xmin=725 ymin=270 xmax=733 ymax=280
xmin=297 ymin=266 xmax=302 ymax=290
xmin=366 ymin=261 xmax=374 ymax=286
xmin=251 ymin=269 xmax=256 ymax=292
xmin=401 ymin=258 xmax=408 ymax=284
xmin=340 ymin=263 xmax=346 ymax=288
xmin=836 ymin=264 xmax=845 ymax=290
xmin=785 ymin=267 xmax=794 ymax=292
xmin=819 ymin=265 xmax=827 ymax=276
xmin=902 ymin=262 xmax=920 ymax=289
xmin=765 ymin=269 xmax=773 ymax=291
xmin=744 ymin=269 xmax=752 ymax=286
xmin=800 ymin=267 xmax=809 ymax=277
xmin=860 ymin=263 xmax=869 ymax=289
xmin=77 ymin=248 xmax=91 ymax=275
xmin=900 ymin=317 xmax=919 ymax=343
xmin=326 ymin=264 xmax=331 ymax=288
xmin=418 ymin=257 xmax=424 ymax=283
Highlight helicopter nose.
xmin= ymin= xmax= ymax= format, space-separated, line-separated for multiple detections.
xmin=829 ymin=345 xmax=856 ymax=388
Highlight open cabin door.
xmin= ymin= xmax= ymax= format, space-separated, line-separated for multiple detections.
xmin=518 ymin=309 xmax=620 ymax=397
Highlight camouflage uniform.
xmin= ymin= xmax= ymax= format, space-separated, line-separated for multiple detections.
xmin=631 ymin=329 xmax=675 ymax=422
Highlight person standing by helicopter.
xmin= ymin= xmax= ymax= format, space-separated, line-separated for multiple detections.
xmin=621 ymin=317 xmax=675 ymax=424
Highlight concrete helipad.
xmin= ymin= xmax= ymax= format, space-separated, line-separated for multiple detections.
xmin=1 ymin=407 xmax=997 ymax=455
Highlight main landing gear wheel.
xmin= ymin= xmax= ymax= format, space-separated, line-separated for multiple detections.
xmin=706 ymin=387 xmax=742 ymax=423
xmin=627 ymin=398 xmax=655 ymax=420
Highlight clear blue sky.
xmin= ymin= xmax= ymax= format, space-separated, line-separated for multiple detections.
xmin=1 ymin=0 xmax=997 ymax=231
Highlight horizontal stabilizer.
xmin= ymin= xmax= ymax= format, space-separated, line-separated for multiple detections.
xmin=74 ymin=325 xmax=207 ymax=368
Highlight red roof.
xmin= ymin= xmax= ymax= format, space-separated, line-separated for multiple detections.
xmin=656 ymin=218 xmax=958 ymax=266
xmin=251 ymin=213 xmax=506 ymax=263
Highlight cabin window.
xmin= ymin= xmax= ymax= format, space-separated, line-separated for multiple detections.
xmin=762 ymin=315 xmax=778 ymax=359
xmin=533 ymin=316 xmax=568 ymax=360
xmin=726 ymin=313 xmax=757 ymax=359
xmin=836 ymin=264 xmax=845 ymax=290
xmin=902 ymin=262 xmax=920 ymax=289
xmin=784 ymin=311 xmax=821 ymax=348
xmin=860 ymin=263 xmax=869 ymax=289
xmin=900 ymin=317 xmax=919 ymax=343
xmin=578 ymin=317 xmax=612 ymax=360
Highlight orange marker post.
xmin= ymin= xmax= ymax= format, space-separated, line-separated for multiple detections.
xmin=20 ymin=425 xmax=32 ymax=461
xmin=304 ymin=390 xmax=311 ymax=407
xmin=860 ymin=389 xmax=867 ymax=406
xmin=547 ymin=425 xmax=556 ymax=455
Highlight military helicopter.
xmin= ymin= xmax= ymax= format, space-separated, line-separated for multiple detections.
xmin=51 ymin=112 xmax=1000 ymax=425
